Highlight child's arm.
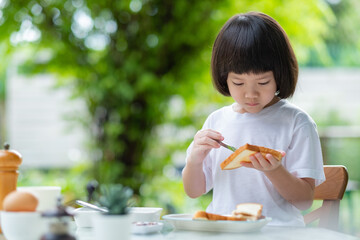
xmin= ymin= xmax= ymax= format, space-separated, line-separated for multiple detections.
xmin=241 ymin=153 xmax=315 ymax=210
xmin=182 ymin=129 xmax=224 ymax=198
xmin=265 ymin=166 xmax=315 ymax=210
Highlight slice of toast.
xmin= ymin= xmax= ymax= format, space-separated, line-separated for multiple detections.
xmin=231 ymin=203 xmax=263 ymax=221
xmin=220 ymin=143 xmax=282 ymax=170
xmin=193 ymin=210 xmax=246 ymax=221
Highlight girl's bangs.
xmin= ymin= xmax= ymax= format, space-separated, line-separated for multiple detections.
xmin=223 ymin=19 xmax=275 ymax=75
xmin=229 ymin=46 xmax=274 ymax=75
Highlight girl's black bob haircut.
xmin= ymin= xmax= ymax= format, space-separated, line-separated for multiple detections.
xmin=211 ymin=12 xmax=298 ymax=99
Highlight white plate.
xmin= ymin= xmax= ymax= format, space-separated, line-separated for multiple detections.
xmin=162 ymin=214 xmax=271 ymax=233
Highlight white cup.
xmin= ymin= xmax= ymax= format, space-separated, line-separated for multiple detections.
xmin=73 ymin=207 xmax=101 ymax=228
xmin=93 ymin=214 xmax=131 ymax=240
xmin=130 ymin=207 xmax=163 ymax=222
xmin=1 ymin=211 xmax=46 ymax=240
xmin=17 ymin=186 xmax=61 ymax=212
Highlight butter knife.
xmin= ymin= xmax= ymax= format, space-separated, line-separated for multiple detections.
xmin=216 ymin=140 xmax=237 ymax=152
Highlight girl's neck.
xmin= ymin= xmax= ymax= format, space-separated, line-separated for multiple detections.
xmin=264 ymin=96 xmax=280 ymax=109
xmin=232 ymin=96 xmax=281 ymax=114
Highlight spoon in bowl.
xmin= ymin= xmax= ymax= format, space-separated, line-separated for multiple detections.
xmin=75 ymin=200 xmax=108 ymax=213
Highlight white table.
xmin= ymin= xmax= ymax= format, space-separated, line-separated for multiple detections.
xmin=1 ymin=223 xmax=357 ymax=240
xmin=74 ymin=224 xmax=359 ymax=240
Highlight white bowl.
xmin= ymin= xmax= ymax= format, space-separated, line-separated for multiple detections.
xmin=17 ymin=186 xmax=61 ymax=212
xmin=130 ymin=207 xmax=163 ymax=222
xmin=0 ymin=211 xmax=46 ymax=240
xmin=132 ymin=222 xmax=163 ymax=234
xmin=73 ymin=207 xmax=101 ymax=228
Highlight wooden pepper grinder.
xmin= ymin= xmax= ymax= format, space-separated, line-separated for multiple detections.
xmin=0 ymin=143 xmax=22 ymax=210
xmin=0 ymin=143 xmax=22 ymax=233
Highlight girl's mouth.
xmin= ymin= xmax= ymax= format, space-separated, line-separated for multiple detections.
xmin=246 ymin=103 xmax=259 ymax=107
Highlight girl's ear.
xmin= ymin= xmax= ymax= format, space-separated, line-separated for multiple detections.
xmin=275 ymin=90 xmax=280 ymax=96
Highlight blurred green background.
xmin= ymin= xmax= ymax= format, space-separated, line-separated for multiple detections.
xmin=1 ymin=0 xmax=360 ymax=237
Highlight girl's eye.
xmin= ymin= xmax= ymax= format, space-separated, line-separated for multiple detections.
xmin=232 ymin=82 xmax=244 ymax=86
xmin=259 ymin=81 xmax=270 ymax=86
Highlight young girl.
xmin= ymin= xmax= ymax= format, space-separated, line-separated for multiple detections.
xmin=182 ymin=12 xmax=325 ymax=227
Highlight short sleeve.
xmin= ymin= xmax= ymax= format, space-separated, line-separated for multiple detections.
xmin=284 ymin=121 xmax=325 ymax=186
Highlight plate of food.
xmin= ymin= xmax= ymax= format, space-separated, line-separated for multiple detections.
xmin=162 ymin=203 xmax=271 ymax=233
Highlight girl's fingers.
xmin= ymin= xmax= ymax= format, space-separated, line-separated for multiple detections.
xmin=254 ymin=153 xmax=271 ymax=169
xmin=240 ymin=162 xmax=254 ymax=169
xmin=244 ymin=152 xmax=283 ymax=172
xmin=266 ymin=153 xmax=280 ymax=165
xmin=249 ymin=155 xmax=262 ymax=169
xmin=195 ymin=130 xmax=224 ymax=149
xmin=194 ymin=136 xmax=222 ymax=150
xmin=251 ymin=153 xmax=279 ymax=171
xmin=196 ymin=137 xmax=217 ymax=148
xmin=196 ymin=129 xmax=224 ymax=140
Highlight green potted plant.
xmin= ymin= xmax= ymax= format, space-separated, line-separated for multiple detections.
xmin=92 ymin=184 xmax=133 ymax=240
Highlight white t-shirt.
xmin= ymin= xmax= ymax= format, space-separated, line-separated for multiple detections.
xmin=185 ymin=99 xmax=325 ymax=226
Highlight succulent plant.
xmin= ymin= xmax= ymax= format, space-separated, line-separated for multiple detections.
xmin=97 ymin=184 xmax=133 ymax=215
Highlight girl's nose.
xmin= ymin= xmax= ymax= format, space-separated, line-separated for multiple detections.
xmin=245 ymin=87 xmax=259 ymax=98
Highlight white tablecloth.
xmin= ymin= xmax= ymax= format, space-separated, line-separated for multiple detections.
xmin=74 ymin=224 xmax=359 ymax=240
xmin=1 ymin=221 xmax=357 ymax=240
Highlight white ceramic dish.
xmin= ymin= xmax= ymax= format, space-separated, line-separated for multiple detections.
xmin=73 ymin=207 xmax=101 ymax=228
xmin=130 ymin=207 xmax=162 ymax=222
xmin=162 ymin=214 xmax=271 ymax=233
xmin=131 ymin=222 xmax=163 ymax=234
xmin=1 ymin=211 xmax=47 ymax=240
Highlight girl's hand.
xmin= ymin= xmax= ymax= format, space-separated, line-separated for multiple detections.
xmin=240 ymin=151 xmax=286 ymax=172
xmin=188 ymin=129 xmax=224 ymax=165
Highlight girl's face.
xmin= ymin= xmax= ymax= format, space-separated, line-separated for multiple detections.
xmin=227 ymin=71 xmax=277 ymax=114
